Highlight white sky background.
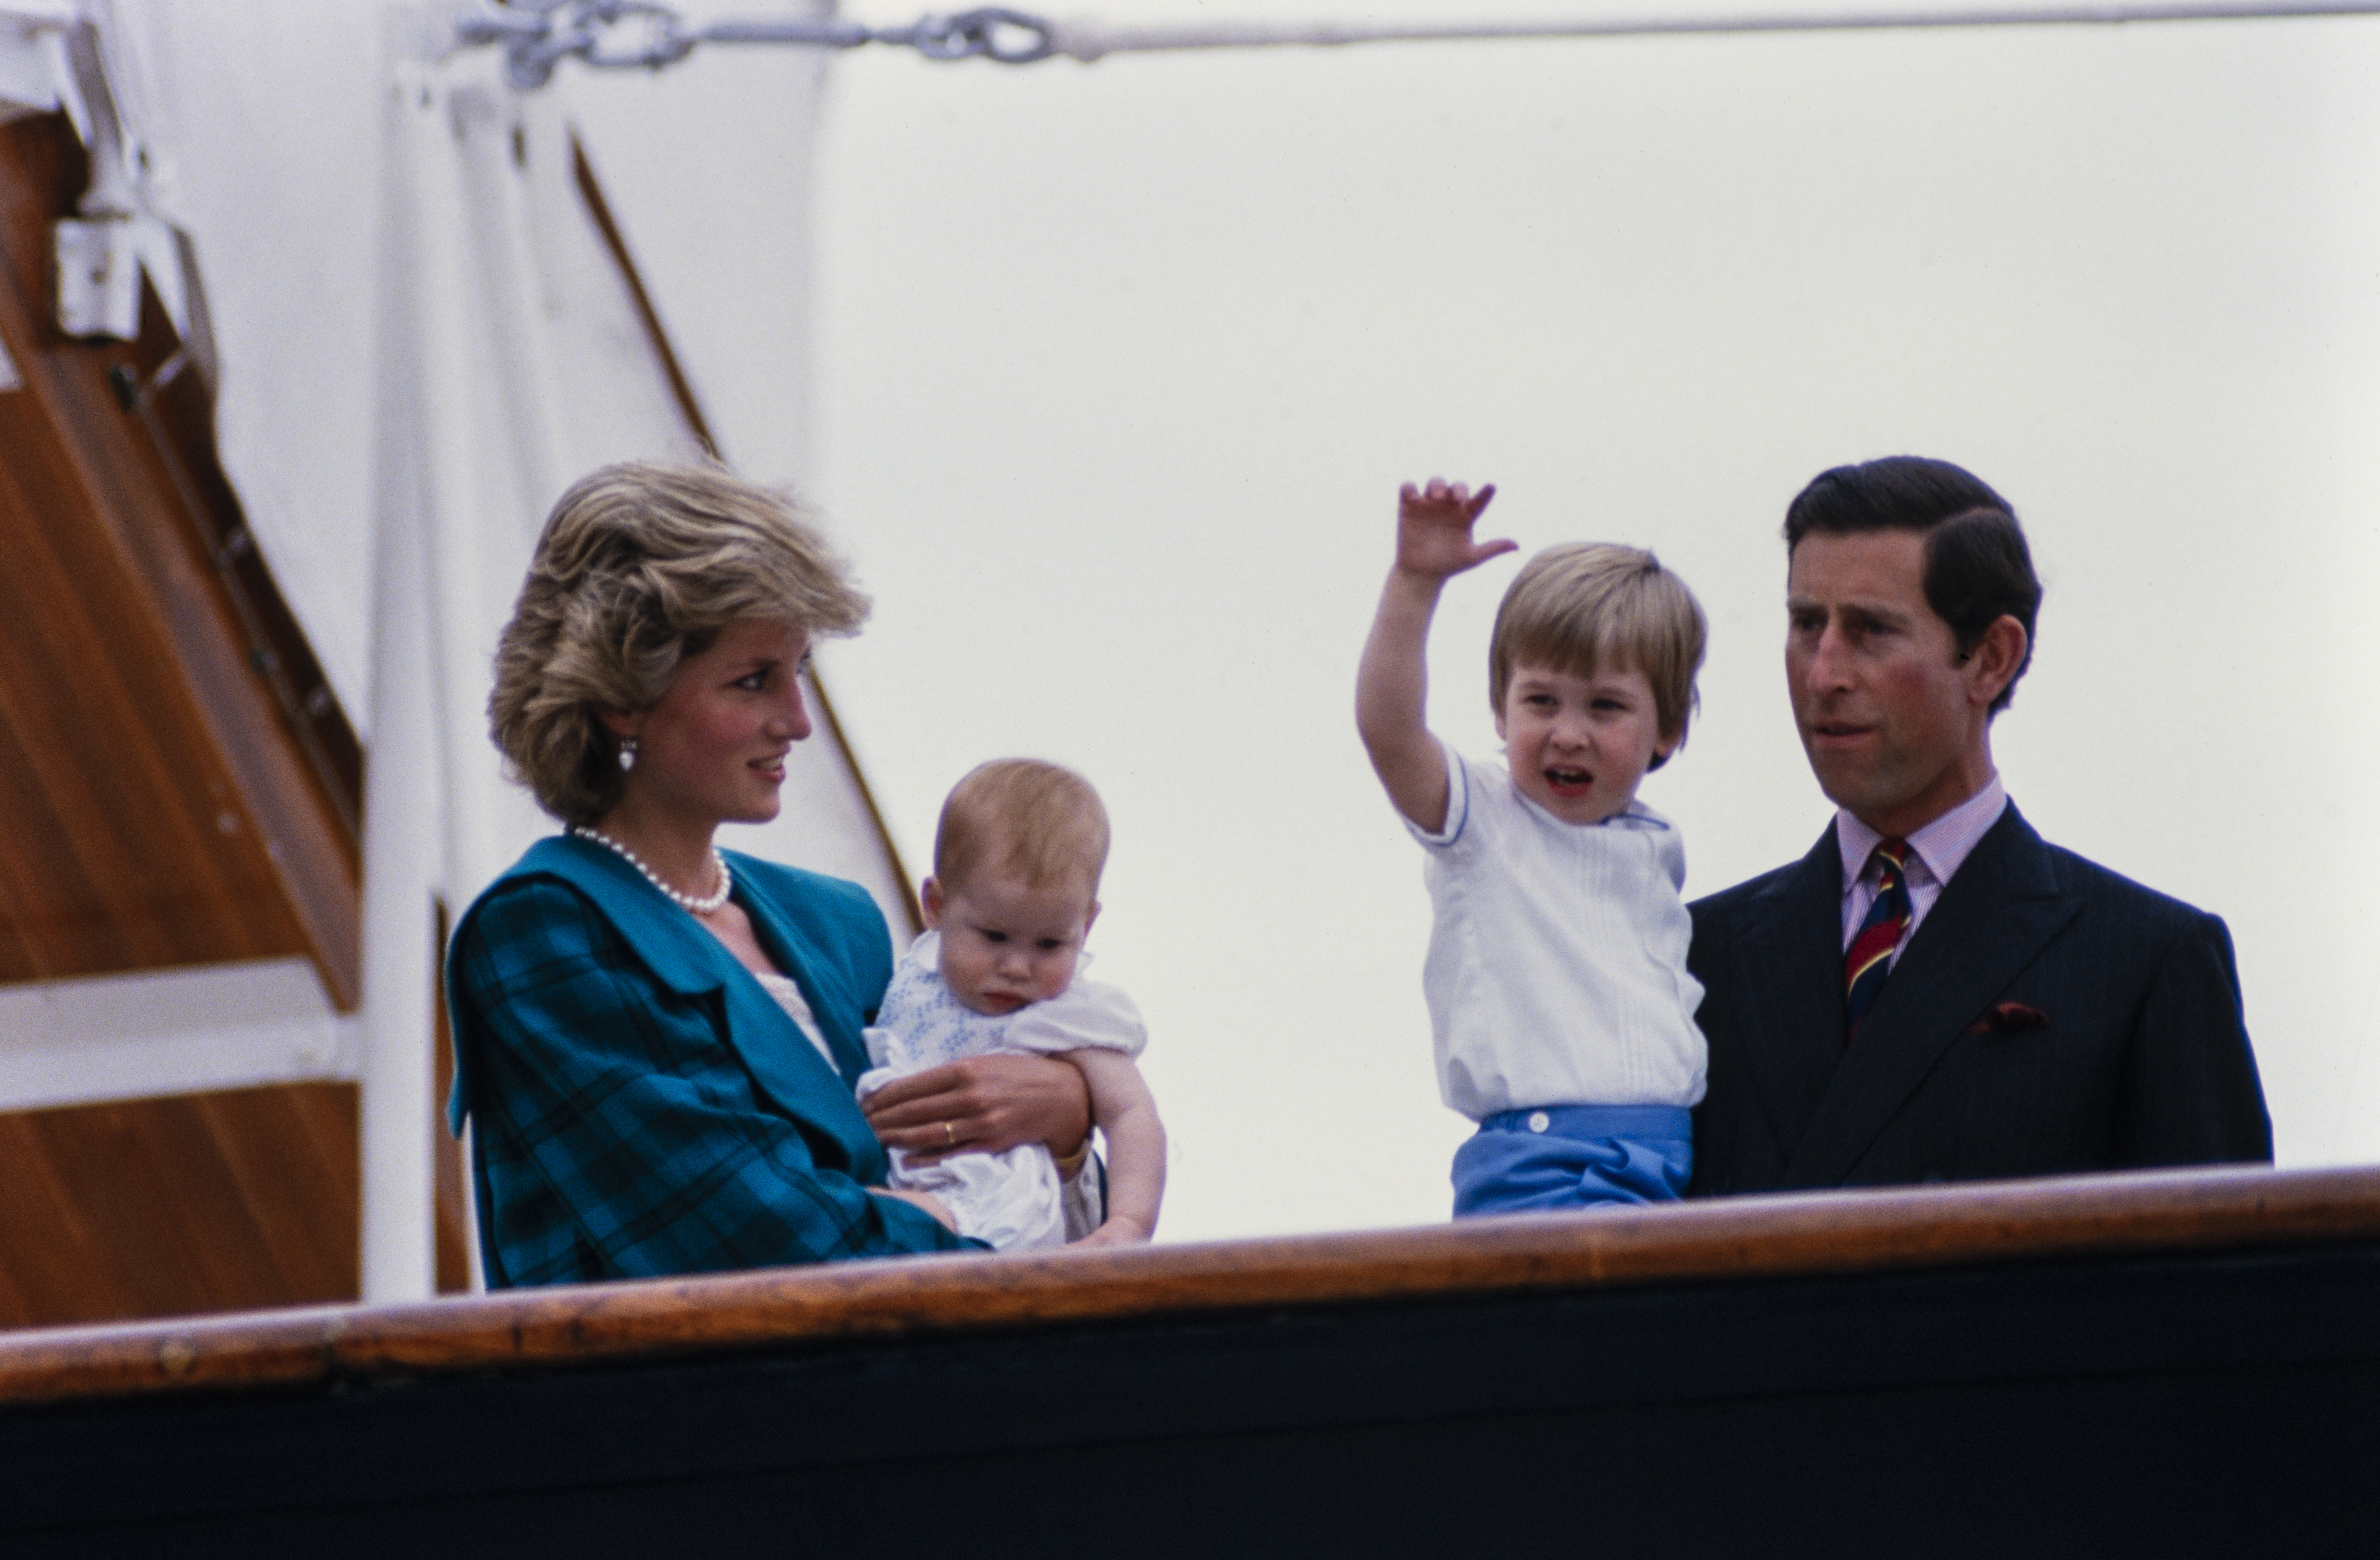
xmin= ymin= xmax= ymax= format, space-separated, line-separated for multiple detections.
xmin=783 ymin=0 xmax=2380 ymax=1241
xmin=76 ymin=2 xmax=2376 ymax=1253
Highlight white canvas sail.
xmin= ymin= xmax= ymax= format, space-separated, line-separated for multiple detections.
xmin=0 ymin=3 xmax=913 ymax=1303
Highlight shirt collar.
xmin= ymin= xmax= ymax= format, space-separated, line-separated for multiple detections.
xmin=1608 ymin=798 xmax=1670 ymax=831
xmin=1835 ymin=773 xmax=2008 ymax=890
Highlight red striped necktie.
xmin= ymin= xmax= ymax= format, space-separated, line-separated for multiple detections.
xmin=1844 ymin=838 xmax=1912 ymax=1042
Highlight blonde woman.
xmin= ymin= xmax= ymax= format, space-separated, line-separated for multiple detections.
xmin=447 ymin=461 xmax=1093 ymax=1284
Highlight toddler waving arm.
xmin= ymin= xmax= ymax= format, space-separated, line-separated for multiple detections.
xmin=1356 ymin=478 xmax=1512 ymax=833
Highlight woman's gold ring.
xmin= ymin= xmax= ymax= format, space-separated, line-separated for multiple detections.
xmin=943 ymin=1121 xmax=956 ymax=1147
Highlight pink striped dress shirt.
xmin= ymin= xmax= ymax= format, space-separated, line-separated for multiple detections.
xmin=1836 ymin=775 xmax=2009 ymax=963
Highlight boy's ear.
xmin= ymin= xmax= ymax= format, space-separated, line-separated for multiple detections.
xmin=1083 ymin=900 xmax=1101 ymax=937
xmin=920 ymin=877 xmax=944 ymax=929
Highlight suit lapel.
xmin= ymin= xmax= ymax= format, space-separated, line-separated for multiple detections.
xmin=1723 ymin=827 xmax=1851 ymax=1170
xmin=1781 ymin=805 xmax=2077 ymax=1186
xmin=730 ymin=865 xmax=873 ymax=1087
xmin=513 ymin=836 xmax=727 ymax=993
xmin=720 ymin=861 xmax=887 ymax=1180
xmin=528 ymin=838 xmax=870 ymax=1130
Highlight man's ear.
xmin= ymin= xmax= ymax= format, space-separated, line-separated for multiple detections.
xmin=1965 ymin=615 xmax=2028 ymax=709
xmin=920 ymin=876 xmax=944 ymax=930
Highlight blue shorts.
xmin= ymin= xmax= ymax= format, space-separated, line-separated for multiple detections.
xmin=1451 ymin=1104 xmax=1693 ymax=1218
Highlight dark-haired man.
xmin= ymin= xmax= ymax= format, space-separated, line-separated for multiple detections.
xmin=1686 ymin=457 xmax=2270 ymax=1195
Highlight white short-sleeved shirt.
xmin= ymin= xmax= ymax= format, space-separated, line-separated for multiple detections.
xmin=856 ymin=932 xmax=1142 ymax=1249
xmin=862 ymin=932 xmax=1146 ymax=1077
xmin=1409 ymin=744 xmax=1707 ymax=1120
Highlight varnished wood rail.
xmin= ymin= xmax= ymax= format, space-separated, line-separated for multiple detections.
xmin=3 ymin=1162 xmax=2373 ymax=1409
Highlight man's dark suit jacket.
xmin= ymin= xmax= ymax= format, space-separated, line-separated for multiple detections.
xmin=1686 ymin=804 xmax=2272 ymax=1196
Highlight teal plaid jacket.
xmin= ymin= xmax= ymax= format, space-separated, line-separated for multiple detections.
xmin=446 ymin=835 xmax=980 ymax=1286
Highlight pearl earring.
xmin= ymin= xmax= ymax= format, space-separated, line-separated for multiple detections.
xmin=618 ymin=736 xmax=638 ymax=772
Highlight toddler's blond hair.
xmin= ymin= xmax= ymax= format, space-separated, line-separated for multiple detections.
xmin=1488 ymin=543 xmax=1706 ymax=764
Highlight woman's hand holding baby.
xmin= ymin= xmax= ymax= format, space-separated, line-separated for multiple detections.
xmin=863 ymin=1053 xmax=1093 ymax=1165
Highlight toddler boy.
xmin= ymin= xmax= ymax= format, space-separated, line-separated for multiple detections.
xmin=1355 ymin=478 xmax=1708 ymax=1215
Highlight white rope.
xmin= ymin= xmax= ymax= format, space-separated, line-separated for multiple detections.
xmin=455 ymin=0 xmax=2380 ymax=85
xmin=1047 ymin=1 xmax=2380 ymax=62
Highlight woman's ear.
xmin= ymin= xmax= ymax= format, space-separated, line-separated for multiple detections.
xmin=920 ymin=876 xmax=944 ymax=929
xmin=597 ymin=708 xmax=638 ymax=740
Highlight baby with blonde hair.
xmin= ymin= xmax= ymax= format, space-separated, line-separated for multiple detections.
xmin=859 ymin=760 xmax=1165 ymax=1248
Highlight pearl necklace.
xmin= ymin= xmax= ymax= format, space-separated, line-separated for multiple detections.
xmin=571 ymin=826 xmax=733 ymax=914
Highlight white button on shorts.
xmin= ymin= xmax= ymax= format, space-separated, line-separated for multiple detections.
xmin=1526 ymin=1111 xmax=1550 ymax=1133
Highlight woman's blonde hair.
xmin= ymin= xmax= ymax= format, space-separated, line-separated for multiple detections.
xmin=489 ymin=460 xmax=869 ymax=824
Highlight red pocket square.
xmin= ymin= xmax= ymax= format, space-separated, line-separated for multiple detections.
xmin=1964 ymin=1001 xmax=2050 ymax=1035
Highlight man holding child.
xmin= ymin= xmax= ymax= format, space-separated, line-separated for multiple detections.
xmin=1686 ymin=456 xmax=2272 ymax=1194
xmin=1365 ymin=456 xmax=2269 ymax=1215
xmin=1359 ymin=479 xmax=1713 ymax=1215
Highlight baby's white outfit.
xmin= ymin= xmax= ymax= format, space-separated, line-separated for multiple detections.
xmin=858 ymin=931 xmax=1146 ymax=1250
xmin=1410 ymin=745 xmax=1707 ymax=1120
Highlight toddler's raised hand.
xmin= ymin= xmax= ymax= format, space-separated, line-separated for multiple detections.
xmin=1396 ymin=478 xmax=1514 ymax=582
xmin=1362 ymin=477 xmax=1508 ymax=834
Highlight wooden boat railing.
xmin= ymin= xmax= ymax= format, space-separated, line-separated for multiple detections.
xmin=6 ymin=1164 xmax=2377 ymax=1557
xmin=1 ymin=1161 xmax=2374 ymax=1408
